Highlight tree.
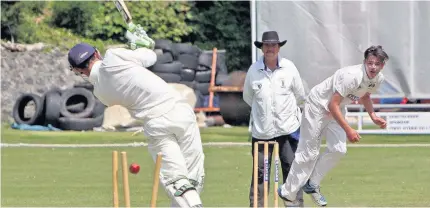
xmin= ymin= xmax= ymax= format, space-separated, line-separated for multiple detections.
xmin=186 ymin=1 xmax=252 ymax=72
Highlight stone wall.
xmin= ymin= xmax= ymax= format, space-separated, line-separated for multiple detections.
xmin=1 ymin=47 xmax=84 ymax=123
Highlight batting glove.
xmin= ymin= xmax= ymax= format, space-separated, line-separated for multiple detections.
xmin=125 ymin=22 xmax=155 ymax=50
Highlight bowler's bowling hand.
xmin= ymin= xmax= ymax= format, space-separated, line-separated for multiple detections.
xmin=371 ymin=116 xmax=387 ymax=129
xmin=346 ymin=128 xmax=361 ymax=143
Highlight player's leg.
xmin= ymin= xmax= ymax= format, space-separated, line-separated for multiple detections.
xmin=157 ymin=102 xmax=205 ymax=207
xmin=145 ymin=114 xmax=203 ymax=207
xmin=304 ymin=120 xmax=346 ymax=206
xmin=277 ymin=134 xmax=304 ymax=207
xmin=278 ymin=102 xmax=326 ymax=205
xmin=147 ymin=134 xmax=201 ymax=207
xmin=309 ymin=120 xmax=347 ymax=185
xmin=174 ymin=103 xmax=206 ymax=193
xmin=249 ymin=138 xmax=273 ymax=207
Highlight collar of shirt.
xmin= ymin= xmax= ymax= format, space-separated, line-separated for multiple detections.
xmin=255 ymin=55 xmax=284 ymax=72
xmin=89 ymin=60 xmax=102 ymax=85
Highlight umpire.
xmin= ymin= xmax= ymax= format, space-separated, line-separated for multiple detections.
xmin=243 ymin=31 xmax=305 ymax=207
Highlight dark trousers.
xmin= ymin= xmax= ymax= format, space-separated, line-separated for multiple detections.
xmin=249 ymin=134 xmax=304 ymax=207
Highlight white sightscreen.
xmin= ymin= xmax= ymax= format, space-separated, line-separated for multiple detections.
xmin=253 ymin=1 xmax=430 ymax=99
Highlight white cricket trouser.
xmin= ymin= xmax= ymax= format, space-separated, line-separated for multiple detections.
xmin=144 ymin=102 xmax=205 ymax=207
xmin=281 ymin=101 xmax=347 ymax=200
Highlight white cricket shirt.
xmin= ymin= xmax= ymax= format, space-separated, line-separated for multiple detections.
xmin=89 ymin=48 xmax=182 ymax=123
xmin=243 ymin=56 xmax=305 ymax=140
xmin=307 ymin=64 xmax=384 ymax=113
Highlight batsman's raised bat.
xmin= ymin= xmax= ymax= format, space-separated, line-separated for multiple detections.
xmin=114 ymin=0 xmax=132 ymax=24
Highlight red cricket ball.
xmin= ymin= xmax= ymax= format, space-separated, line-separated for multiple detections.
xmin=129 ymin=163 xmax=140 ymax=174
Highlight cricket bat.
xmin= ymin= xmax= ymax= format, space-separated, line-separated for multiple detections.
xmin=114 ymin=0 xmax=132 ymax=24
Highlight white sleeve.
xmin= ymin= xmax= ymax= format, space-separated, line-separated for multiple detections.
xmin=92 ymin=91 xmax=111 ymax=107
xmin=334 ymin=71 xmax=360 ymax=97
xmin=108 ymin=48 xmax=157 ymax=68
xmin=243 ymin=68 xmax=254 ymax=106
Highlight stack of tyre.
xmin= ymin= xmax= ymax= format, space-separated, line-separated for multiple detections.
xmin=12 ymin=83 xmax=106 ymax=131
xmin=149 ymin=40 xmax=200 ymax=90
xmin=194 ymin=50 xmax=229 ymax=108
xmin=150 ymin=39 xmax=229 ymax=108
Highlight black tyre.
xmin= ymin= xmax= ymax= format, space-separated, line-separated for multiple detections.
xmin=173 ymin=43 xmax=201 ymax=56
xmin=194 ymin=90 xmax=204 ymax=108
xmin=154 ymin=39 xmax=174 ymax=54
xmin=196 ymin=65 xmax=211 ymax=72
xmin=74 ymin=82 xmax=94 ymax=91
xmin=180 ymin=68 xmax=195 ymax=81
xmin=151 ymin=61 xmax=182 ymax=74
xmin=195 ymin=82 xmax=210 ymax=95
xmin=156 ymin=52 xmax=174 ymax=64
xmin=219 ymin=92 xmax=251 ymax=126
xmin=60 ymin=88 xmax=96 ymax=118
xmin=216 ymin=51 xmax=228 ymax=74
xmin=198 ymin=51 xmax=228 ymax=74
xmin=179 ymin=81 xmax=196 ymax=89
xmin=177 ymin=54 xmax=199 ymax=70
xmin=58 ymin=114 xmax=104 ymax=131
xmin=195 ymin=70 xmax=212 ymax=83
xmin=45 ymin=87 xmax=63 ymax=96
xmin=12 ymin=93 xmax=45 ymax=125
xmin=43 ymin=90 xmax=62 ymax=127
xmin=153 ymin=72 xmax=182 ymax=83
xmin=198 ymin=53 xmax=214 ymax=68
xmin=66 ymin=103 xmax=85 ymax=113
xmin=215 ymin=73 xmax=229 ymax=86
xmin=194 ymin=90 xmax=205 ymax=108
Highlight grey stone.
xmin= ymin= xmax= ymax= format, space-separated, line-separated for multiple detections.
xmin=1 ymin=47 xmax=84 ymax=123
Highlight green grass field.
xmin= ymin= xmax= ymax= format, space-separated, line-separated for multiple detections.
xmin=2 ymin=126 xmax=430 ymax=207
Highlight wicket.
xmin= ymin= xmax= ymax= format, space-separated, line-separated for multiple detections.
xmin=112 ymin=151 xmax=162 ymax=208
xmin=253 ymin=141 xmax=279 ymax=208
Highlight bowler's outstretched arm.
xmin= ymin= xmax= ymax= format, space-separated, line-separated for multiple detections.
xmin=329 ymin=92 xmax=361 ymax=143
xmin=360 ymin=93 xmax=387 ymax=128
xmin=328 ymin=92 xmax=350 ymax=133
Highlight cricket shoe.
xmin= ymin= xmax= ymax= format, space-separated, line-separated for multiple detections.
xmin=302 ymin=180 xmax=327 ymax=207
xmin=277 ymin=187 xmax=302 ymax=207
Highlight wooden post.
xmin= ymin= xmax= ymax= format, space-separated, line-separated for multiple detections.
xmin=208 ymin=48 xmax=218 ymax=108
xmin=150 ymin=153 xmax=163 ymax=208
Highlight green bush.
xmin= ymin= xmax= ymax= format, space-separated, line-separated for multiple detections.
xmin=1 ymin=1 xmax=47 ymax=42
xmin=50 ymin=1 xmax=100 ymax=37
xmin=1 ymin=1 xmax=194 ymax=52
xmin=0 ymin=1 xmax=114 ymax=52
xmin=49 ymin=1 xmax=194 ymax=43
xmin=87 ymin=2 xmax=127 ymax=41
xmin=123 ymin=1 xmax=194 ymax=42
xmin=13 ymin=21 xmax=116 ymax=53
xmin=187 ymin=1 xmax=252 ymax=72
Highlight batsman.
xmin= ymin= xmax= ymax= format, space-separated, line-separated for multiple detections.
xmin=66 ymin=22 xmax=205 ymax=208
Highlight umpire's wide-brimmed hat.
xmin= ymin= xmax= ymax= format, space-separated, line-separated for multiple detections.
xmin=254 ymin=31 xmax=287 ymax=49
